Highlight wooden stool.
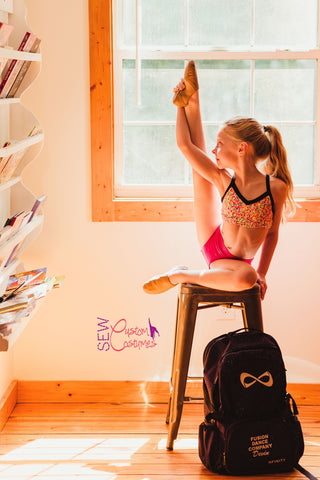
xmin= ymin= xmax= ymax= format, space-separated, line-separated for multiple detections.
xmin=166 ymin=282 xmax=263 ymax=450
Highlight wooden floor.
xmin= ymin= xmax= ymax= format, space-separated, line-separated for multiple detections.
xmin=0 ymin=393 xmax=319 ymax=479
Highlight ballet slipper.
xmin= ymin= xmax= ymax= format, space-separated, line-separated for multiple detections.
xmin=173 ymin=61 xmax=199 ymax=107
xmin=143 ymin=266 xmax=188 ymax=295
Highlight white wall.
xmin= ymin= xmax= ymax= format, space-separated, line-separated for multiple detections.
xmin=4 ymin=0 xmax=319 ymax=385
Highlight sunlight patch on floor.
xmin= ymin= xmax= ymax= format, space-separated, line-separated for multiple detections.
xmin=0 ymin=437 xmax=149 ymax=462
xmin=0 ymin=463 xmax=53 ymax=478
xmin=75 ymin=437 xmax=150 ymax=461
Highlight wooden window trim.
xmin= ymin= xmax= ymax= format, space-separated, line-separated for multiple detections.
xmin=89 ymin=0 xmax=320 ymax=222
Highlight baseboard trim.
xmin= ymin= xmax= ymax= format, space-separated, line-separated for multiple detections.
xmin=0 ymin=381 xmax=17 ymax=430
xmin=16 ymin=380 xmax=320 ymax=405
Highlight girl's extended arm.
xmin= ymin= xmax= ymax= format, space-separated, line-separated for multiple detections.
xmin=176 ymin=106 xmax=226 ymax=190
xmin=256 ymin=180 xmax=287 ymax=299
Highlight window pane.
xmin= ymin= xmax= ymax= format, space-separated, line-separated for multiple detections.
xmin=254 ymin=60 xmax=317 ymax=122
xmin=121 ymin=0 xmax=185 ymax=47
xmin=121 ymin=0 xmax=136 ymax=46
xmin=198 ymin=61 xmax=251 ymax=122
xmin=123 ymin=60 xmax=183 ymax=122
xmin=189 ymin=0 xmax=251 ymax=47
xmin=141 ymin=0 xmax=185 ymax=46
xmin=203 ymin=125 xmax=221 ymax=154
xmin=122 ymin=125 xmax=186 ymax=184
xmin=255 ymin=0 xmax=318 ymax=48
xmin=280 ymin=125 xmax=315 ymax=185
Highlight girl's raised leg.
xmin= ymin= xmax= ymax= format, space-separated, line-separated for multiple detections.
xmin=181 ymin=91 xmax=221 ymax=247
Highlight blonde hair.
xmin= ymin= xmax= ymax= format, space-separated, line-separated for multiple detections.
xmin=223 ymin=117 xmax=295 ymax=218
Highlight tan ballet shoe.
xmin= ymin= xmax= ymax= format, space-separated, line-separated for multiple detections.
xmin=143 ymin=266 xmax=188 ymax=295
xmin=173 ymin=61 xmax=199 ymax=107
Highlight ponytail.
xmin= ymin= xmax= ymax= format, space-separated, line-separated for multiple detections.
xmin=262 ymin=125 xmax=296 ymax=218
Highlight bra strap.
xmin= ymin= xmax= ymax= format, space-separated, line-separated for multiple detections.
xmin=266 ymin=175 xmax=275 ymax=214
xmin=266 ymin=174 xmax=271 ymax=193
xmin=221 ymin=176 xmax=234 ymax=202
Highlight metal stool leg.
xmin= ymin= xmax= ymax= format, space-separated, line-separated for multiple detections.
xmin=166 ymin=290 xmax=198 ymax=450
xmin=166 ymin=295 xmax=180 ymax=425
xmin=243 ymin=284 xmax=263 ymax=331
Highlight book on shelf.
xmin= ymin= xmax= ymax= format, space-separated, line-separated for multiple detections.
xmin=0 ymin=297 xmax=36 ymax=338
xmin=28 ymin=194 xmax=46 ymax=222
xmin=28 ymin=125 xmax=43 ymax=137
xmin=0 ymin=309 xmax=29 ymax=327
xmin=0 ymin=298 xmax=29 ymax=314
xmin=8 ymin=37 xmax=41 ymax=98
xmin=0 ymin=22 xmax=14 ymax=47
xmin=1 ymin=242 xmax=20 ymax=269
xmin=0 ymin=32 xmax=41 ymax=98
xmin=0 ymin=125 xmax=44 ymax=182
xmin=0 ymin=31 xmax=32 ymax=94
xmin=5 ymin=268 xmax=65 ymax=297
xmin=0 ymin=196 xmax=46 ymax=269
xmin=0 ymin=193 xmax=46 ymax=242
xmin=0 ymin=270 xmax=65 ymax=337
xmin=4 ymin=270 xmax=64 ymax=304
xmin=6 ymin=267 xmax=47 ymax=291
xmin=0 ymin=146 xmax=26 ymax=182
xmin=0 ymin=57 xmax=8 ymax=80
xmin=4 ymin=209 xmax=32 ymax=229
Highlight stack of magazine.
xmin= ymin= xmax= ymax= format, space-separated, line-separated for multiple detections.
xmin=0 ymin=268 xmax=65 ymax=337
xmin=0 ymin=194 xmax=46 ymax=270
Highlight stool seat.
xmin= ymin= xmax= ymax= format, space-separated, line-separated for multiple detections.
xmin=166 ymin=282 xmax=263 ymax=450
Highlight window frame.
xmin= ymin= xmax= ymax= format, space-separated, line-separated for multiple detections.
xmin=89 ymin=0 xmax=320 ymax=221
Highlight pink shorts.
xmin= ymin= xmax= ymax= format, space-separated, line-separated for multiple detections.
xmin=201 ymin=226 xmax=253 ymax=268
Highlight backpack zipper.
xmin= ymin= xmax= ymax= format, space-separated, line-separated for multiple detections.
xmin=223 ymin=452 xmax=227 ymax=467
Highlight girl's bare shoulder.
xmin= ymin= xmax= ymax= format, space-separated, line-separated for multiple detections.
xmin=269 ymin=176 xmax=287 ymax=202
xmin=217 ymin=168 xmax=233 ymax=194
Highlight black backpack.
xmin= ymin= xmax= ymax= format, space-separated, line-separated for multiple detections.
xmin=198 ymin=329 xmax=307 ymax=476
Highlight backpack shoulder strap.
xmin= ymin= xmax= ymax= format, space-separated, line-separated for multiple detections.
xmin=296 ymin=463 xmax=319 ymax=480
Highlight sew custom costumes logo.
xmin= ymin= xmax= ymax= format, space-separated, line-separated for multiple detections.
xmin=97 ymin=316 xmax=160 ymax=352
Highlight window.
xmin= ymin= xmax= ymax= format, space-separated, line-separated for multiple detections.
xmin=90 ymin=0 xmax=320 ymax=221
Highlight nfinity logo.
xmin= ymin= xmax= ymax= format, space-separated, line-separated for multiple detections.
xmin=97 ymin=316 xmax=160 ymax=352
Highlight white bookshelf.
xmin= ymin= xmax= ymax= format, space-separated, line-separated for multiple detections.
xmin=0 ymin=47 xmax=41 ymax=61
xmin=0 ymin=132 xmax=44 ymax=156
xmin=0 ymin=214 xmax=43 ymax=260
xmin=0 ymin=176 xmax=20 ymax=192
xmin=0 ymin=98 xmax=20 ymax=105
xmin=0 ymin=0 xmax=44 ymax=351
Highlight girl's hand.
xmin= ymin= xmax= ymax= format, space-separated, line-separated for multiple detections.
xmin=173 ymin=79 xmax=185 ymax=93
xmin=257 ymin=272 xmax=267 ymax=300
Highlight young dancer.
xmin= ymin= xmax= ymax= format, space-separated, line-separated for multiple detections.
xmin=143 ymin=61 xmax=294 ymax=300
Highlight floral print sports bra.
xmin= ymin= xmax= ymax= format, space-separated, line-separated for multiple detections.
xmin=221 ymin=175 xmax=274 ymax=229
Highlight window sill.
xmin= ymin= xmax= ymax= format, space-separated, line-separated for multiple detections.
xmin=92 ymin=197 xmax=320 ymax=222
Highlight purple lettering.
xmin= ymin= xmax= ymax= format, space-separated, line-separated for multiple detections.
xmin=97 ymin=317 xmax=109 ymax=331
xmin=97 ymin=332 xmax=109 ymax=341
xmin=97 ymin=341 xmax=110 ymax=351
